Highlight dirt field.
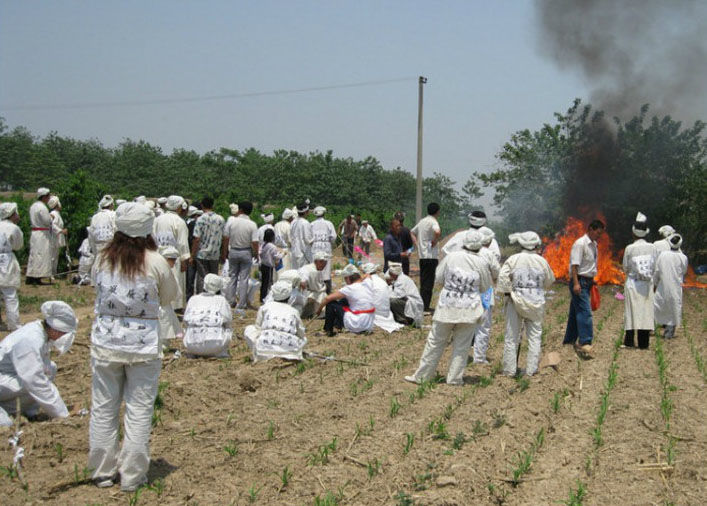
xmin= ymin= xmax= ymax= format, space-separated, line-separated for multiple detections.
xmin=1 ymin=252 xmax=705 ymax=505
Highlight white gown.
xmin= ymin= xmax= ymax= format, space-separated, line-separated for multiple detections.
xmin=289 ymin=217 xmax=313 ymax=269
xmin=653 ymin=249 xmax=688 ymax=327
xmin=26 ymin=201 xmax=53 ymax=278
xmin=622 ymin=239 xmax=657 ymax=331
xmin=367 ymin=275 xmax=403 ymax=333
xmin=389 ymin=272 xmax=424 ymax=326
xmin=182 ymin=293 xmax=232 ymax=356
xmin=153 ymin=211 xmax=190 ymax=309
xmin=244 ymin=300 xmax=307 ymax=362
xmin=311 ymin=218 xmax=337 ymax=280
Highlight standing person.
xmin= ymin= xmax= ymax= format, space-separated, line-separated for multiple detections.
xmin=443 ymin=210 xmax=500 ymax=260
xmin=185 ymin=205 xmax=200 ymax=301
xmin=274 ymin=208 xmax=294 ymax=274
xmin=563 ymin=219 xmax=605 ymax=354
xmin=0 ymin=203 xmax=24 ymax=330
xmin=88 ymin=202 xmax=177 ymax=492
xmin=89 ymin=195 xmax=117 ymax=259
xmin=338 ymin=215 xmax=358 ymax=259
xmin=653 ymin=225 xmax=675 ymax=254
xmin=497 ymin=232 xmax=555 ymax=376
xmin=358 ymin=220 xmax=377 ymax=259
xmin=48 ymin=196 xmax=68 ymax=278
xmin=383 ymin=218 xmax=409 ymax=273
xmin=290 ymin=203 xmax=313 ymax=269
xmin=317 ymin=264 xmax=375 ymax=337
xmin=395 ymin=211 xmax=416 ymax=275
xmin=411 ymin=202 xmax=442 ymax=312
xmin=26 ymin=188 xmax=53 ymax=285
xmin=190 ymin=196 xmax=224 ymax=294
xmin=153 ymin=195 xmax=190 ymax=310
xmin=404 ymin=230 xmax=492 ymax=385
xmin=0 ymin=301 xmax=77 ymax=426
xmin=222 ymin=201 xmax=258 ymax=310
xmin=621 ymin=213 xmax=657 ymax=349
xmin=257 ymin=213 xmax=277 ymax=244
xmin=471 ymin=227 xmax=501 ymax=365
xmin=311 ymin=206 xmax=337 ymax=293
xmin=386 ymin=262 xmax=424 ymax=327
xmin=182 ymin=274 xmax=232 ymax=357
xmin=653 ymin=234 xmax=688 ymax=339
xmin=259 ymin=229 xmax=283 ymax=303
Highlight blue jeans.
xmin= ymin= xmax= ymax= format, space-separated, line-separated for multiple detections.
xmin=563 ymin=277 xmax=593 ymax=345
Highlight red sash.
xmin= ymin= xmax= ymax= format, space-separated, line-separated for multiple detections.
xmin=31 ymin=227 xmax=50 ymax=231
xmin=343 ymin=306 xmax=375 ymax=315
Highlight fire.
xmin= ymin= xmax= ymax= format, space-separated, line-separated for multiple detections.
xmin=684 ymin=265 xmax=707 ymax=289
xmin=542 ymin=216 xmax=625 ymax=285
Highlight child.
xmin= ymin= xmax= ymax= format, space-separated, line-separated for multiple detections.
xmin=259 ymin=228 xmax=283 ymax=303
xmin=182 ymin=274 xmax=232 ymax=357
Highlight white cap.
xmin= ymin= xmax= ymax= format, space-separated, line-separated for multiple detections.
xmin=509 ymin=231 xmax=541 ymax=250
xmin=669 ymin=233 xmax=683 ymax=250
xmin=313 ymin=206 xmax=326 ymax=217
xmin=48 ymin=196 xmax=60 ymax=210
xmin=203 ymin=273 xmax=223 ymax=294
xmin=115 ymin=199 xmax=127 ymax=206
xmin=478 ymin=226 xmax=495 ymax=246
xmin=387 ymin=262 xmax=403 ymax=276
xmin=361 ymin=262 xmax=379 ymax=274
xmin=165 ymin=195 xmax=186 ymax=211
xmin=157 ymin=197 xmax=168 ymax=205
xmin=271 ymin=280 xmax=293 ymax=301
xmin=41 ymin=301 xmax=77 ymax=333
xmin=261 ymin=213 xmax=274 ymax=223
xmin=468 ymin=211 xmax=486 ymax=227
xmin=99 ymin=195 xmax=114 ymax=209
xmin=632 ymin=212 xmax=649 ymax=238
xmin=0 ymin=202 xmax=18 ymax=219
xmin=277 ymin=269 xmax=302 ymax=288
xmin=658 ymin=225 xmax=675 ymax=238
xmin=115 ymin=202 xmax=154 ymax=238
xmin=282 ymin=208 xmax=294 ymax=220
xmin=313 ymin=251 xmax=330 ymax=262
xmin=462 ymin=230 xmax=484 ymax=251
xmin=229 ymin=203 xmax=239 ymax=215
xmin=341 ymin=264 xmax=359 ymax=277
xmin=37 ymin=187 xmax=50 ymax=197
xmin=134 ymin=195 xmax=147 ymax=204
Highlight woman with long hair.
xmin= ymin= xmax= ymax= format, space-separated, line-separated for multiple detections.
xmin=87 ymin=203 xmax=177 ymax=492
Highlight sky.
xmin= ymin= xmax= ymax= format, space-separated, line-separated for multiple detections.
xmin=0 ymin=1 xmax=590 ymax=200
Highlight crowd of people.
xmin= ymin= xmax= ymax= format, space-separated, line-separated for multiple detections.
xmin=0 ymin=188 xmax=691 ymax=492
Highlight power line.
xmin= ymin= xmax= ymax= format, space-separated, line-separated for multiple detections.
xmin=1 ymin=76 xmax=417 ymax=111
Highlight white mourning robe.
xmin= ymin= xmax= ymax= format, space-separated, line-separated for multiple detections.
xmin=443 ymin=229 xmax=501 ymax=261
xmin=622 ymin=239 xmax=657 ymax=331
xmin=153 ymin=211 xmax=190 ymax=309
xmin=50 ymin=209 xmax=66 ymax=275
xmin=0 ymin=219 xmax=24 ymax=288
xmin=311 ymin=217 xmax=337 ymax=280
xmin=367 ymin=274 xmax=403 ymax=333
xmin=653 ymin=249 xmax=688 ymax=327
xmin=433 ymin=249 xmax=492 ymax=324
xmin=89 ymin=209 xmax=117 ymax=254
xmin=289 ymin=216 xmax=313 ymax=269
xmin=26 ymin=201 xmax=53 ymax=278
xmin=243 ymin=300 xmax=307 ymax=362
xmin=77 ymin=238 xmax=94 ymax=284
xmin=389 ymin=272 xmax=424 ymax=326
xmin=182 ymin=293 xmax=232 ymax=356
xmin=497 ymin=250 xmax=555 ymax=322
xmin=273 ymin=220 xmax=292 ymax=274
xmin=298 ymin=263 xmax=327 ymax=306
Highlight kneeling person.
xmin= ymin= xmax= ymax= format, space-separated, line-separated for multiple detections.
xmin=386 ymin=262 xmax=423 ymax=327
xmin=182 ymin=274 xmax=233 ymax=357
xmin=299 ymin=252 xmax=329 ymax=318
xmin=317 ymin=264 xmax=375 ymax=337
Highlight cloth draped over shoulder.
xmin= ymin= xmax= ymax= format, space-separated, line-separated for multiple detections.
xmin=496 ymin=250 xmax=555 ymax=321
xmin=367 ymin=274 xmax=403 ymax=333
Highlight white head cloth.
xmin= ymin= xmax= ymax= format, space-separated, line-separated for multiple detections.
xmin=313 ymin=251 xmax=330 ymax=262
xmin=669 ymin=234 xmax=683 ymax=250
xmin=341 ymin=264 xmax=360 ymax=277
xmin=261 ymin=213 xmax=274 ymax=223
xmin=509 ymin=231 xmax=541 ymax=250
xmin=632 ymin=211 xmax=649 ymax=237
xmin=47 ymin=196 xmax=60 ymax=210
xmin=157 ymin=197 xmax=168 ymax=205
xmin=115 ymin=199 xmax=126 ymax=206
xmin=41 ymin=301 xmax=77 ymax=333
xmin=166 ymin=195 xmax=186 ymax=211
xmin=296 ymin=202 xmax=309 ymax=213
xmin=116 ymin=202 xmax=154 ymax=238
xmin=99 ymin=194 xmax=114 ymax=209
xmin=203 ymin=273 xmax=223 ymax=294
xmin=159 ymin=245 xmax=179 ymax=259
xmin=277 ymin=269 xmax=302 ymax=288
xmin=468 ymin=211 xmax=486 ymax=227
xmin=658 ymin=225 xmax=675 ymax=238
xmin=478 ymin=226 xmax=495 ymax=245
xmin=145 ymin=200 xmax=156 ymax=210
xmin=271 ymin=280 xmax=293 ymax=301
xmin=0 ymin=202 xmax=18 ymax=220
xmin=462 ymin=230 xmax=484 ymax=251
xmin=282 ymin=208 xmax=294 ymax=220
xmin=361 ymin=262 xmax=379 ymax=274
xmin=195 ymin=209 xmax=203 ymax=216
xmin=313 ymin=206 xmax=326 ymax=217
xmin=134 ymin=195 xmax=147 ymax=204
xmin=387 ymin=262 xmax=403 ymax=276
xmin=37 ymin=187 xmax=50 ymax=198
xmin=229 ymin=203 xmax=239 ymax=215
xmin=187 ymin=205 xmax=199 ymax=217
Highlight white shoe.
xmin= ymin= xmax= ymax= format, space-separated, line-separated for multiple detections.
xmin=95 ymin=477 xmax=115 ymax=488
xmin=404 ymin=375 xmax=420 ymax=384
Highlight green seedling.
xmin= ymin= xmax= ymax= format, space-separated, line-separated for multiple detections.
xmin=389 ymin=397 xmax=401 ymax=418
xmin=54 ymin=442 xmax=64 ymax=463
xmin=366 ymin=458 xmax=381 ymax=479
xmin=224 ymin=441 xmax=239 ymax=457
xmin=266 ymin=420 xmax=276 ymax=440
xmin=562 ymin=479 xmax=588 ymax=505
xmin=403 ymin=433 xmax=414 ymax=455
xmin=451 ymin=432 xmax=467 ymax=450
xmin=247 ymin=483 xmax=262 ymax=503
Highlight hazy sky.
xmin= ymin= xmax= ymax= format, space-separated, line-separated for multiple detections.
xmin=0 ymin=1 xmax=589 ymax=193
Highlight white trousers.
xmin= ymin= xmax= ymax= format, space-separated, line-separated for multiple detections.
xmin=472 ymin=306 xmax=493 ymax=363
xmin=0 ymin=286 xmax=20 ymax=330
xmin=411 ymin=321 xmax=478 ymax=385
xmin=88 ymin=358 xmax=161 ymax=489
xmin=503 ymin=302 xmax=542 ymax=376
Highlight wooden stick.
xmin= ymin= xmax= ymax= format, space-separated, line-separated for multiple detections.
xmin=343 ymin=454 xmax=367 ymax=467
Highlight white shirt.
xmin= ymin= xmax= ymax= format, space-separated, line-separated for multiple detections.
xmin=247 ymin=301 xmax=306 ymax=361
xmin=367 ymin=274 xmax=403 ymax=333
xmin=298 ymin=263 xmax=326 ymax=302
xmin=339 ymin=281 xmax=375 ymax=333
xmin=358 ymin=224 xmax=378 ymax=243
xmin=273 ymin=220 xmax=292 ymax=248
xmin=89 ymin=209 xmax=117 ymax=253
xmin=497 ymin=250 xmax=555 ymax=321
xmin=569 ymin=234 xmax=598 ymax=278
xmin=224 ymin=214 xmax=258 ymax=249
xmin=50 ymin=210 xmax=66 ymax=248
xmin=390 ymin=272 xmax=424 ymax=326
xmin=153 ymin=211 xmax=190 ymax=261
xmin=411 ymin=215 xmax=441 ymax=259
xmin=653 ymin=249 xmax=688 ymax=326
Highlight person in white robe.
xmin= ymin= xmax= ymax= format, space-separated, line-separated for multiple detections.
xmin=257 ymin=212 xmax=284 ymax=246
xmin=0 ymin=203 xmax=24 ymax=330
xmin=471 ymin=226 xmax=501 ymax=364
xmin=653 ymin=225 xmax=675 ymax=254
xmin=244 ymin=281 xmax=307 ymax=362
xmin=0 ymin=301 xmax=77 ymax=426
xmin=497 ymin=232 xmax=555 ymax=376
xmin=317 ymin=264 xmax=376 ymax=336
xmin=385 ymin=262 xmax=423 ymax=327
xmin=310 ymin=206 xmax=337 ymax=292
xmin=75 ymin=230 xmax=94 ymax=286
xmin=88 ymin=202 xmax=177 ymax=492
xmin=622 ymin=213 xmax=657 ymax=349
xmin=182 ymin=274 xmax=232 ymax=357
xmin=156 ymin=197 xmax=167 ymax=216
xmin=298 ymin=252 xmax=329 ymax=318
xmin=152 ymin=195 xmax=190 ymax=310
xmin=290 ymin=203 xmax=313 ymax=269
xmin=274 ymin=208 xmax=294 ymax=275
xmin=653 ymin=234 xmax=688 ymax=339
xmin=26 ymin=187 xmax=54 ymax=284
xmin=361 ymin=262 xmax=403 ymax=333
xmin=48 ymin=196 xmax=68 ymax=277
xmin=357 ymin=220 xmax=378 ymax=258
xmin=405 ymin=230 xmax=492 ymax=386
xmin=89 ymin=195 xmax=117 ymax=260
xmin=263 ymin=269 xmax=306 ymax=313
xmin=157 ymin=246 xmax=183 ymax=341
xmin=442 ymin=210 xmax=501 ymax=260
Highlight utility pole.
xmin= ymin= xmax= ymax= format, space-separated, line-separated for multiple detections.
xmin=415 ymin=76 xmax=427 ymax=224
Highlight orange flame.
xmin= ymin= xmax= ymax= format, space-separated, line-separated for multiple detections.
xmin=684 ymin=265 xmax=707 ymax=289
xmin=541 ymin=216 xmax=625 ymax=285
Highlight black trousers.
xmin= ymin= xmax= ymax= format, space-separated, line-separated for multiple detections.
xmin=624 ymin=329 xmax=650 ymax=349
xmin=402 ymin=257 xmax=410 ymax=275
xmin=343 ymin=237 xmax=354 ymax=258
xmin=390 ymin=297 xmax=414 ymax=325
xmin=324 ymin=298 xmax=348 ymax=333
xmin=260 ymin=265 xmax=273 ymax=303
xmin=186 ymin=262 xmax=197 ymax=301
xmin=419 ymin=259 xmax=438 ymax=310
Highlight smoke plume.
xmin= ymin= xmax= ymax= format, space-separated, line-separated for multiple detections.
xmin=536 ymin=0 xmax=707 ymax=122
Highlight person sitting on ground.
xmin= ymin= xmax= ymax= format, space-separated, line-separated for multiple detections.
xmin=244 ymin=280 xmax=307 ymax=362
xmin=263 ymin=269 xmax=306 ymax=313
xmin=317 ymin=264 xmax=375 ymax=337
xmin=182 ymin=274 xmax=233 ymax=357
xmin=385 ymin=262 xmax=423 ymax=327
xmin=0 ymin=301 xmax=77 ymax=426
xmin=361 ymin=262 xmax=403 ymax=333
xmin=497 ymin=231 xmax=555 ymax=377
xmin=298 ymin=252 xmax=329 ymax=318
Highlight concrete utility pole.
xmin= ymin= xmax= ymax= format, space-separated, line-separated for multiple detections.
xmin=415 ymin=76 xmax=427 ymax=224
